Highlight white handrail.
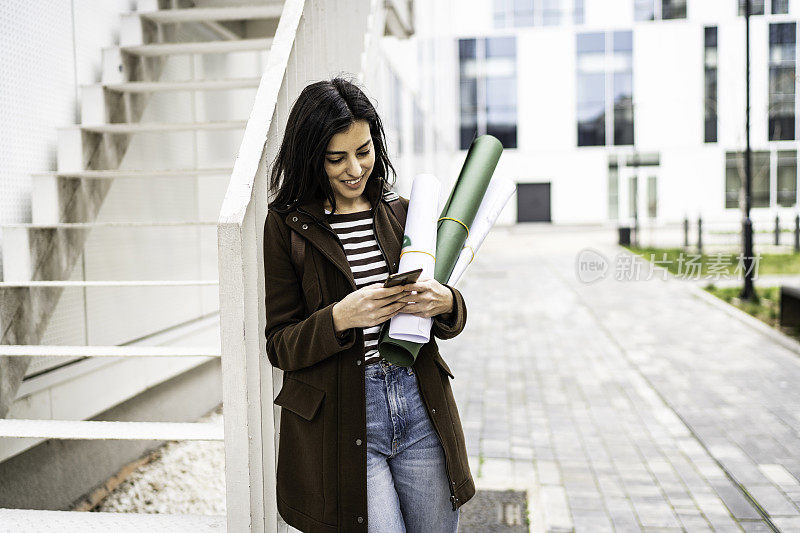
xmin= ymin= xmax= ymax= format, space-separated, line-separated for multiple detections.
xmin=217 ymin=1 xmax=374 ymax=531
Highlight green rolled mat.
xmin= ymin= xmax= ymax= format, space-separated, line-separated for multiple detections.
xmin=378 ymin=135 xmax=504 ymax=366
xmin=434 ymin=135 xmax=503 ymax=283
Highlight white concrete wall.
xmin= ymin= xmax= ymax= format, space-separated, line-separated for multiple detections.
xmin=0 ymin=0 xmax=131 ymax=275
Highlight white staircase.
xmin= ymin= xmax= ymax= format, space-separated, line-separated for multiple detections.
xmin=0 ymin=0 xmax=282 ymax=530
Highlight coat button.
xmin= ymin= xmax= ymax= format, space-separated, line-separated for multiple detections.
xmin=431 ymin=408 xmax=436 ymax=414
xmin=356 ymin=438 xmax=362 ymax=446
xmin=357 ymin=516 xmax=364 ymax=524
xmin=302 ymin=224 xmax=308 ymax=230
xmin=356 ymin=359 xmax=362 ymax=366
xmin=292 ymin=216 xmax=298 ymax=222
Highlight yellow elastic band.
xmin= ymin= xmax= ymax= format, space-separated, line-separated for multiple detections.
xmin=462 ymin=244 xmax=475 ymax=265
xmin=399 ymin=249 xmax=436 ymax=262
xmin=438 ymin=217 xmax=469 ymax=238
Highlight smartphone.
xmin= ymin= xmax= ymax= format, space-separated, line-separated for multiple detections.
xmin=384 ymin=268 xmax=423 ymax=288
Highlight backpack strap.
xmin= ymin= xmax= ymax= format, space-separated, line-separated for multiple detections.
xmin=383 ymin=189 xmax=407 ymax=226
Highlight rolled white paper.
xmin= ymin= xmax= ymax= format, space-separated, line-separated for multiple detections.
xmin=388 ymin=174 xmax=441 ymax=344
xmin=447 ymin=176 xmax=516 ymax=286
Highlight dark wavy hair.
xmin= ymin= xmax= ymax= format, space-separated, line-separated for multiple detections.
xmin=268 ymin=77 xmax=396 ymax=214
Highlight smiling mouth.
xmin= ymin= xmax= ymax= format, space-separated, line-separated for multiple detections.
xmin=342 ymin=176 xmax=363 ymax=185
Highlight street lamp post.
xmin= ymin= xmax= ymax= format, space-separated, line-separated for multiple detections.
xmin=740 ymin=0 xmax=757 ymax=301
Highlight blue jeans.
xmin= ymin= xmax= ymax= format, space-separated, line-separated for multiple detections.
xmin=364 ymin=359 xmax=459 ymax=533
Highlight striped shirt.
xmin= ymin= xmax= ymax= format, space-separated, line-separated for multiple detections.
xmin=325 ymin=207 xmax=389 ymax=366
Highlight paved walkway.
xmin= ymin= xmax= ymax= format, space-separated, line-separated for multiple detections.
xmin=446 ymin=224 xmax=800 ymax=532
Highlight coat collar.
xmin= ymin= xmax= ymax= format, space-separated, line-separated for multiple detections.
xmin=282 ymin=182 xmax=402 ymax=291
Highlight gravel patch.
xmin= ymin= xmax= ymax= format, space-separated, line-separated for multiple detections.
xmin=92 ymin=404 xmax=225 ymax=515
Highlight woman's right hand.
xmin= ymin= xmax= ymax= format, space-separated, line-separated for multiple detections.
xmin=332 ymin=284 xmax=409 ymax=332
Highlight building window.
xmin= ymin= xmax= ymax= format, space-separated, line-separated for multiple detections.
xmin=725 ymin=151 xmax=771 ymax=208
xmin=739 ymin=0 xmax=767 ymax=15
xmin=614 ymin=32 xmax=634 ymax=145
xmin=493 ymin=0 xmax=534 ymax=27
xmin=574 ymin=0 xmax=585 ymax=23
xmin=542 ymin=0 xmax=561 ymax=25
xmin=634 ymin=0 xmax=656 ymax=20
xmin=635 ymin=0 xmax=687 ymax=20
xmin=458 ymin=37 xmax=518 ymax=149
xmin=494 ymin=0 xmax=584 ymax=27
xmin=662 ymin=0 xmax=687 ymax=19
xmin=577 ymin=31 xmax=634 ymax=147
xmin=778 ymin=150 xmax=797 ymax=206
xmin=577 ymin=33 xmax=605 ymax=146
xmin=773 ymin=0 xmax=790 ymax=14
xmin=769 ymin=22 xmax=795 ymax=141
xmin=705 ymin=26 xmax=718 ymax=143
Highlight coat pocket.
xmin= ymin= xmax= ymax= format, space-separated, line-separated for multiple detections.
xmin=433 ymin=352 xmax=455 ymax=380
xmin=274 ymin=377 xmax=325 ymax=420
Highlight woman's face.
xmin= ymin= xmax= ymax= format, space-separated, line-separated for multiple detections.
xmin=323 ymin=119 xmax=375 ymax=206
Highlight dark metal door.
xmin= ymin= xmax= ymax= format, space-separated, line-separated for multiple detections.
xmin=517 ymin=182 xmax=551 ymax=222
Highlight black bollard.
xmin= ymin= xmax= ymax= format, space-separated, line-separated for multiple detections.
xmin=683 ymin=216 xmax=689 ymax=250
xmin=697 ymin=215 xmax=703 ymax=255
xmin=776 ymin=214 xmax=780 ymax=246
xmin=795 ymin=214 xmax=799 ymax=252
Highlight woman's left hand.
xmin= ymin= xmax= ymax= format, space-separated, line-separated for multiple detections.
xmin=400 ymin=277 xmax=454 ymax=318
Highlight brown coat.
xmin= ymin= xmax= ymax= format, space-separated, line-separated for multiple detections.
xmin=263 ymin=183 xmax=475 ymax=532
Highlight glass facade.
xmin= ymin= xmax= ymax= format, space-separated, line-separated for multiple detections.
xmin=725 ymin=151 xmax=770 ymax=208
xmin=494 ymin=0 xmax=584 ymax=27
xmin=613 ymin=31 xmax=634 ymax=145
xmin=577 ymin=31 xmax=634 ymax=147
xmin=739 ymin=0 xmax=767 ymax=15
xmin=493 ymin=0 xmax=534 ymax=27
xmin=705 ymin=26 xmax=718 ymax=143
xmin=769 ymin=22 xmax=796 ymax=141
xmin=662 ymin=0 xmax=687 ymax=19
xmin=574 ymin=0 xmax=584 ymax=24
xmin=635 ymin=0 xmax=687 ymax=20
xmin=778 ymin=150 xmax=798 ymax=206
xmin=773 ymin=0 xmax=790 ymax=14
xmin=458 ymin=37 xmax=518 ymax=149
xmin=577 ymin=33 xmax=606 ymax=146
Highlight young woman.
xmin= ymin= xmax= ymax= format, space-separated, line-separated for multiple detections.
xmin=263 ymin=77 xmax=474 ymax=533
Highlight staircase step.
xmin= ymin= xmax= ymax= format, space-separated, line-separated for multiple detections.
xmin=101 ymin=77 xmax=260 ymax=93
xmin=79 ymin=120 xmax=246 ymax=133
xmin=120 ymin=37 xmax=271 ymax=56
xmin=4 ymin=221 xmax=217 ymax=229
xmin=0 ymin=509 xmax=225 ymax=532
xmin=0 ymin=280 xmax=218 ymax=288
xmin=32 ymin=167 xmax=232 ymax=179
xmin=139 ymin=5 xmax=283 ymax=23
xmin=0 ymin=345 xmax=219 ymax=358
xmin=0 ymin=419 xmax=223 ymax=440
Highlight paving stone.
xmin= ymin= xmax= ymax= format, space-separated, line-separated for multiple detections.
xmin=746 ymin=484 xmax=800 ymax=517
xmin=442 ymin=227 xmax=800 ymax=532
